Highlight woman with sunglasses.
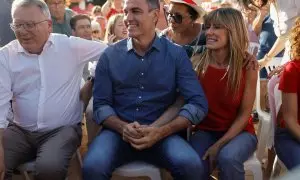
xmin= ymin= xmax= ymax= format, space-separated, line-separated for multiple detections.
xmin=190 ymin=8 xmax=258 ymax=180
xmin=161 ymin=0 xmax=206 ymax=58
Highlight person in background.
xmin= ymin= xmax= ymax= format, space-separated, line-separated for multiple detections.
xmin=91 ymin=20 xmax=102 ymax=40
xmin=0 ymin=0 xmax=15 ymax=47
xmin=156 ymin=0 xmax=168 ymax=31
xmin=275 ymin=17 xmax=300 ymax=171
xmin=252 ymin=2 xmax=283 ymax=78
xmin=238 ymin=0 xmax=299 ymax=68
xmin=0 ymin=0 xmax=107 ymax=179
xmin=161 ymin=0 xmax=206 ymax=58
xmin=69 ymin=0 xmax=94 ymax=15
xmin=70 ymin=14 xmax=93 ymax=81
xmin=45 ymin=0 xmax=75 ymax=36
xmin=91 ymin=5 xmax=102 ymax=17
xmin=101 ymin=0 xmax=123 ymax=20
xmin=94 ymin=15 xmax=107 ymax=39
xmin=104 ymin=14 xmax=127 ymax=44
xmin=82 ymin=0 xmax=208 ymax=179
xmin=191 ymin=8 xmax=257 ymax=180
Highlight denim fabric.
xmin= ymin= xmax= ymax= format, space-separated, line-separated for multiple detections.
xmin=275 ymin=128 xmax=300 ymax=170
xmin=82 ymin=129 xmax=202 ymax=180
xmin=190 ymin=130 xmax=257 ymax=180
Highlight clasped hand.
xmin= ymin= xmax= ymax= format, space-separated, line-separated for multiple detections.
xmin=122 ymin=121 xmax=162 ymax=150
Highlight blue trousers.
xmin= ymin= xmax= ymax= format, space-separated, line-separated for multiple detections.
xmin=82 ymin=129 xmax=202 ymax=180
xmin=190 ymin=131 xmax=257 ymax=180
xmin=275 ymin=128 xmax=300 ymax=170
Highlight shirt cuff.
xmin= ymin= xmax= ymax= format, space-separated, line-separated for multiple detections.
xmin=93 ymin=105 xmax=116 ymax=124
xmin=179 ymin=104 xmax=206 ymax=125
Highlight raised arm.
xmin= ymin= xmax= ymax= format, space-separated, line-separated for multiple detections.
xmin=71 ymin=36 xmax=108 ymax=65
xmin=101 ymin=0 xmax=112 ymax=18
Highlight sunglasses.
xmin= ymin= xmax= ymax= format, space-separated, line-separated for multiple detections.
xmin=166 ymin=12 xmax=191 ymax=24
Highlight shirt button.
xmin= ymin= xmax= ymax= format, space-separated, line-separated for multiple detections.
xmin=138 ymin=96 xmax=142 ymax=99
xmin=141 ymin=72 xmax=144 ymax=76
xmin=141 ymin=58 xmax=144 ymax=61
xmin=136 ymin=108 xmax=139 ymax=111
xmin=140 ymin=86 xmax=144 ymax=89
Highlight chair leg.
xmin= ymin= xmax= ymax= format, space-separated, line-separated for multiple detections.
xmin=146 ymin=168 xmax=162 ymax=180
xmin=251 ymin=166 xmax=263 ymax=180
xmin=76 ymin=149 xmax=83 ymax=168
xmin=22 ymin=171 xmax=31 ymax=180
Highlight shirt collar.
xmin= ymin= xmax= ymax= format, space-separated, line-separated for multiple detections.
xmin=126 ymin=34 xmax=162 ymax=53
xmin=17 ymin=34 xmax=55 ymax=54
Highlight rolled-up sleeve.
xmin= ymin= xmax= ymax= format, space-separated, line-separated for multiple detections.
xmin=93 ymin=52 xmax=116 ymax=124
xmin=176 ymin=48 xmax=208 ymax=125
xmin=0 ymin=51 xmax=13 ymax=128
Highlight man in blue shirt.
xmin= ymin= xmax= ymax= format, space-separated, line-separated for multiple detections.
xmin=82 ymin=0 xmax=208 ymax=179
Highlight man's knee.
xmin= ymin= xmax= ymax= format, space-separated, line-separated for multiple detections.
xmin=218 ymin=151 xmax=241 ymax=169
xmin=170 ymin=151 xmax=203 ymax=177
xmin=35 ymin=158 xmax=68 ymax=180
xmin=82 ymin=151 xmax=113 ymax=178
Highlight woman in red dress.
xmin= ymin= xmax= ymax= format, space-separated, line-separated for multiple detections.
xmin=190 ymin=8 xmax=258 ymax=180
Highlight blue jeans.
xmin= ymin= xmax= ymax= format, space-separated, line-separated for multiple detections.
xmin=190 ymin=131 xmax=257 ymax=180
xmin=275 ymin=128 xmax=300 ymax=170
xmin=82 ymin=129 xmax=202 ymax=180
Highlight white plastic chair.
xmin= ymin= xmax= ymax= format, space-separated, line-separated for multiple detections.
xmin=113 ymin=161 xmax=162 ymax=180
xmin=265 ymin=57 xmax=282 ymax=75
xmin=244 ymin=154 xmax=263 ymax=180
xmin=17 ymin=149 xmax=82 ymax=180
xmin=241 ymin=73 xmax=274 ymax=180
xmin=255 ymin=72 xmax=272 ymax=162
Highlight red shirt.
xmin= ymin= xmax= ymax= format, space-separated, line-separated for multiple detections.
xmin=106 ymin=8 xmax=123 ymax=20
xmin=196 ymin=65 xmax=255 ymax=134
xmin=279 ymin=60 xmax=300 ymax=127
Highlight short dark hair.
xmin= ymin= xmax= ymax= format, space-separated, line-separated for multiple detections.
xmin=70 ymin=14 xmax=91 ymax=30
xmin=187 ymin=6 xmax=199 ymax=21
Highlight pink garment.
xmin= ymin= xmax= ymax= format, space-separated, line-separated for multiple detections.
xmin=267 ymin=75 xmax=281 ymax=148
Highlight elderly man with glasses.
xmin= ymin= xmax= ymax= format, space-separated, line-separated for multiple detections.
xmin=0 ymin=0 xmax=107 ymax=179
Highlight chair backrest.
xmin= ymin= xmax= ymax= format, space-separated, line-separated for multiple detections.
xmin=248 ymin=42 xmax=260 ymax=56
xmin=265 ymin=57 xmax=282 ymax=75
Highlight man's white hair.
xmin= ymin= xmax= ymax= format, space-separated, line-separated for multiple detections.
xmin=11 ymin=0 xmax=51 ymax=20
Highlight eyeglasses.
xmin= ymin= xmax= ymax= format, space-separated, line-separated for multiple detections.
xmin=166 ymin=12 xmax=191 ymax=24
xmin=10 ymin=20 xmax=48 ymax=31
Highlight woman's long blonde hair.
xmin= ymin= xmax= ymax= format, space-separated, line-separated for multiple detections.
xmin=192 ymin=8 xmax=249 ymax=95
xmin=104 ymin=14 xmax=124 ymax=43
xmin=290 ymin=17 xmax=300 ymax=60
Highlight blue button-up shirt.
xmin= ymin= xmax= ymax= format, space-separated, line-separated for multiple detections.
xmin=93 ymin=35 xmax=208 ymax=125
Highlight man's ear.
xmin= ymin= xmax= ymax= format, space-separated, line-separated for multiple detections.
xmin=72 ymin=29 xmax=76 ymax=36
xmin=152 ymin=9 xmax=160 ymax=24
